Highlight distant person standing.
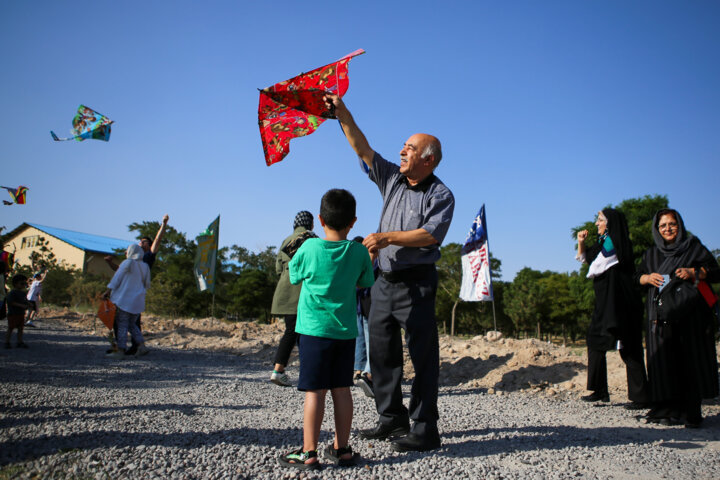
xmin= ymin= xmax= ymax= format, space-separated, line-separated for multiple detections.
xmin=25 ymin=271 xmax=47 ymax=327
xmin=269 ymin=211 xmax=316 ymax=387
xmin=103 ymin=244 xmax=151 ymax=357
xmin=5 ymin=274 xmax=31 ymax=349
xmin=105 ymin=214 xmax=169 ymax=355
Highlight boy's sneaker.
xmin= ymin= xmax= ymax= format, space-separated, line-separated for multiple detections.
xmin=135 ymin=345 xmax=149 ymax=357
xmin=270 ymin=370 xmax=291 ymax=387
xmin=25 ymin=320 xmax=36 ymax=327
xmin=356 ymin=373 xmax=374 ymax=398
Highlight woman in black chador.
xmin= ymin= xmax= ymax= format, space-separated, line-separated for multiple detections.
xmin=636 ymin=208 xmax=719 ymax=427
xmin=576 ymin=208 xmax=649 ymax=406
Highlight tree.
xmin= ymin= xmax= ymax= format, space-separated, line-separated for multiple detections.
xmin=504 ymin=268 xmax=547 ymax=338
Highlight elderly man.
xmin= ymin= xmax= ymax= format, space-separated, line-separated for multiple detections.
xmin=325 ymin=94 xmax=455 ymax=452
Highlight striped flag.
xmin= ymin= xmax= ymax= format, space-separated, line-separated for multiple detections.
xmin=460 ymin=205 xmax=493 ymax=301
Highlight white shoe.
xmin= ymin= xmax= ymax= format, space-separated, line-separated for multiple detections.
xmin=135 ymin=345 xmax=149 ymax=357
xmin=25 ymin=320 xmax=36 ymax=327
xmin=270 ymin=371 xmax=291 ymax=387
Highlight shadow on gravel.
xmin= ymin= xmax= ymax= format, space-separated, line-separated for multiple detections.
xmin=0 ymin=427 xmax=302 ymax=466
xmin=0 ymin=326 xmax=269 ymax=392
xmin=437 ymin=417 xmax=720 ymax=458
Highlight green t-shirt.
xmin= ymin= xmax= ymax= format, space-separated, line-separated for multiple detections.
xmin=289 ymin=238 xmax=375 ymax=339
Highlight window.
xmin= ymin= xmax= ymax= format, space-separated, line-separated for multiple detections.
xmin=21 ymin=235 xmax=39 ymax=249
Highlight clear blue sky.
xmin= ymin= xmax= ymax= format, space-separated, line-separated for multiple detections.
xmin=2 ymin=1 xmax=719 ymax=280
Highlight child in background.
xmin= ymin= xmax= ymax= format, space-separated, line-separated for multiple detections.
xmin=5 ymin=274 xmax=31 ymax=348
xmin=278 ymin=189 xmax=374 ymax=470
xmin=25 ymin=270 xmax=46 ymax=327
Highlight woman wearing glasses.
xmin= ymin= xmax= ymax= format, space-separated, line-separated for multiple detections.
xmin=637 ymin=209 xmax=719 ymax=427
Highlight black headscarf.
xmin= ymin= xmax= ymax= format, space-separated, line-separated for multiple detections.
xmin=293 ymin=210 xmax=314 ymax=230
xmin=651 ymin=208 xmax=693 ymax=258
xmin=602 ymin=208 xmax=634 ymax=272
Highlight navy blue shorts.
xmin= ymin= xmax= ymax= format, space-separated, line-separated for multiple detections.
xmin=297 ymin=334 xmax=355 ymax=391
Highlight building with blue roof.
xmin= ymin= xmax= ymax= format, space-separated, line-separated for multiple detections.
xmin=2 ymin=222 xmax=134 ymax=277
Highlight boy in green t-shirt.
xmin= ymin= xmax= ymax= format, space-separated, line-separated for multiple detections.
xmin=278 ymin=189 xmax=375 ymax=470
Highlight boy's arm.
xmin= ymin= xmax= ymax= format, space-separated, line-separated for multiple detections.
xmin=151 ymin=214 xmax=170 ymax=254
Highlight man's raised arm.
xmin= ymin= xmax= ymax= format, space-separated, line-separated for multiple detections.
xmin=324 ymin=94 xmax=375 ymax=168
xmin=151 ymin=214 xmax=170 ymax=254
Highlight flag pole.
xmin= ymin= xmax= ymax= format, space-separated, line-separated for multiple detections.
xmin=211 ymin=292 xmax=215 ymax=323
xmin=491 ymin=298 xmax=498 ymax=332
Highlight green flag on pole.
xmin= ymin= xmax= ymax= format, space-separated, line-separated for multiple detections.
xmin=194 ymin=215 xmax=219 ymax=293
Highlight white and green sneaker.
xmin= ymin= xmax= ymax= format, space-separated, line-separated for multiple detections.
xmin=270 ymin=370 xmax=291 ymax=387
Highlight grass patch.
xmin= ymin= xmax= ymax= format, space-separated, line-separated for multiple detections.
xmin=0 ymin=465 xmax=24 ymax=480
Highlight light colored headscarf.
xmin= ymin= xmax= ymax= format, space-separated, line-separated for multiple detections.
xmin=126 ymin=243 xmax=144 ymax=261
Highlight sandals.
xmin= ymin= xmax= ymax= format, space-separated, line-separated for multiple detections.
xmin=323 ymin=444 xmax=359 ymax=467
xmin=277 ymin=448 xmax=320 ymax=470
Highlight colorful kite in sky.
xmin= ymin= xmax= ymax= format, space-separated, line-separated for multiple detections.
xmin=2 ymin=185 xmax=28 ymax=205
xmin=51 ymin=105 xmax=113 ymax=142
xmin=258 ymin=49 xmax=365 ymax=166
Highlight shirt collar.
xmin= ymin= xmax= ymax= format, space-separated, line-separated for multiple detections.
xmin=403 ymin=173 xmax=436 ymax=192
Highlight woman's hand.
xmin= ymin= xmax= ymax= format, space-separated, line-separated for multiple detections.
xmin=577 ymin=230 xmax=588 ymax=243
xmin=101 ymin=289 xmax=111 ymax=300
xmin=640 ymin=273 xmax=665 ymax=287
xmin=675 ymin=267 xmax=696 ymax=282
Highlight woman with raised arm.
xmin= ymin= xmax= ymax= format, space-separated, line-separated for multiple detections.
xmin=576 ymin=208 xmax=648 ymax=407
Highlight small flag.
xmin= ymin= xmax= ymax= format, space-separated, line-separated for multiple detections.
xmin=460 ymin=205 xmax=493 ymax=301
xmin=194 ymin=216 xmax=219 ymax=293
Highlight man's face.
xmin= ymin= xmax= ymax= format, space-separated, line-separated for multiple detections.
xmin=139 ymin=238 xmax=151 ymax=252
xmin=399 ymin=134 xmax=432 ymax=179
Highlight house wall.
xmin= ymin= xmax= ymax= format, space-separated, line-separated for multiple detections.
xmin=3 ymin=226 xmax=86 ymax=271
xmin=85 ymin=253 xmax=123 ymax=278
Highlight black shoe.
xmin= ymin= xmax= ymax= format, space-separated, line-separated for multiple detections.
xmin=16 ymin=342 xmax=29 ymax=349
xmin=356 ymin=374 xmax=375 ymax=398
xmin=391 ymin=433 xmax=441 ymax=452
xmin=125 ymin=345 xmax=138 ymax=356
xmin=581 ymin=391 xmax=609 ymax=402
xmin=685 ymin=418 xmax=703 ymax=429
xmin=323 ymin=444 xmax=359 ymax=467
xmin=359 ymin=421 xmax=409 ymax=440
xmin=624 ymin=402 xmax=649 ymax=411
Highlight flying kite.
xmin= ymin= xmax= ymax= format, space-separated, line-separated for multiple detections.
xmin=258 ymin=49 xmax=365 ymax=166
xmin=51 ymin=105 xmax=113 ymax=142
xmin=2 ymin=185 xmax=28 ymax=205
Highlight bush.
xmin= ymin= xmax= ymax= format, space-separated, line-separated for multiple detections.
xmin=68 ymin=274 xmax=108 ymax=308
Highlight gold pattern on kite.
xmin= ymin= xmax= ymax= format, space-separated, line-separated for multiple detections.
xmin=51 ymin=105 xmax=114 ymax=142
xmin=258 ymin=49 xmax=365 ymax=166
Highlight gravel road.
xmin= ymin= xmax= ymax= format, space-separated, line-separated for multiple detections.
xmin=2 ymin=320 xmax=719 ymax=479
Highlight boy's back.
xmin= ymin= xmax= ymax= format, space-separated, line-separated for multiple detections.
xmin=290 ymin=238 xmax=374 ymax=340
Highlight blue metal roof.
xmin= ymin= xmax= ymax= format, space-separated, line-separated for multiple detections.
xmin=27 ymin=223 xmax=133 ymax=255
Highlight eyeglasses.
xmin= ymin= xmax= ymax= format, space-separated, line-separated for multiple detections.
xmin=658 ymin=222 xmax=678 ymax=231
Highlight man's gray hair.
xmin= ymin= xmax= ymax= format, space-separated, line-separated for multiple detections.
xmin=421 ymin=140 xmax=442 ymax=166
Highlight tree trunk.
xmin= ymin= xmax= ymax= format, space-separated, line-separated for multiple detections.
xmin=537 ymin=321 xmax=541 ymax=339
xmin=562 ymin=323 xmax=567 ymax=347
xmin=450 ymin=299 xmax=459 ymax=336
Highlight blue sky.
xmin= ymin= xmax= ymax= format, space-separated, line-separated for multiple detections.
xmin=2 ymin=1 xmax=719 ymax=280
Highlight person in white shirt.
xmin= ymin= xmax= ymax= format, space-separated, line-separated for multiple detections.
xmin=25 ymin=271 xmax=46 ymax=327
xmin=103 ymin=244 xmax=151 ymax=357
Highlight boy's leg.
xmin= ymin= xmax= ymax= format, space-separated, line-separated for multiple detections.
xmin=330 ymin=387 xmax=353 ymax=456
xmin=303 ymin=390 xmax=327 ymax=456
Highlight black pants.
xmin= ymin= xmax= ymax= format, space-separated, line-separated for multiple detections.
xmin=369 ymin=270 xmax=439 ymax=439
xmin=273 ymin=315 xmax=298 ymax=367
xmin=588 ymin=341 xmax=649 ymax=402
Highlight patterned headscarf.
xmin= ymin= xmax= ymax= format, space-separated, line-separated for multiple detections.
xmin=293 ymin=210 xmax=314 ymax=230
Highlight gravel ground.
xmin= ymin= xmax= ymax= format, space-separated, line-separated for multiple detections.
xmin=2 ymin=320 xmax=720 ymax=479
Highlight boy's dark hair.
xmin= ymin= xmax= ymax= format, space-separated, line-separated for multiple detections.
xmin=11 ymin=274 xmax=28 ymax=287
xmin=141 ymin=236 xmax=152 ymax=243
xmin=320 ymin=189 xmax=356 ymax=231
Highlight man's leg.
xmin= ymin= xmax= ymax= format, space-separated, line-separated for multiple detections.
xmin=398 ymin=274 xmax=439 ymax=440
xmin=368 ymin=278 xmax=408 ymax=428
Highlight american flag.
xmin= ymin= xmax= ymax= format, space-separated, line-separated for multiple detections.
xmin=459 ymin=205 xmax=493 ymax=301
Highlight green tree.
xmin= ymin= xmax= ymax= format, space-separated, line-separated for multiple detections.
xmin=504 ymin=268 xmax=547 ymax=338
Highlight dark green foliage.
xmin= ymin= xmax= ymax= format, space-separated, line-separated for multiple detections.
xmin=67 ymin=274 xmax=107 ymax=308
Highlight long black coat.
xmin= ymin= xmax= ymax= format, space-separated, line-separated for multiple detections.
xmin=586 ymin=242 xmax=644 ymax=351
xmin=637 ymin=235 xmax=719 ymax=402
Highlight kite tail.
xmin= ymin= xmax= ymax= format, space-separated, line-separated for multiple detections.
xmin=50 ymin=131 xmax=76 ymax=141
xmin=3 ymin=200 xmax=12 ymax=206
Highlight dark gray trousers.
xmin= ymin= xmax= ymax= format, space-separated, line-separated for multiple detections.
xmin=368 ymin=269 xmax=439 ymax=438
